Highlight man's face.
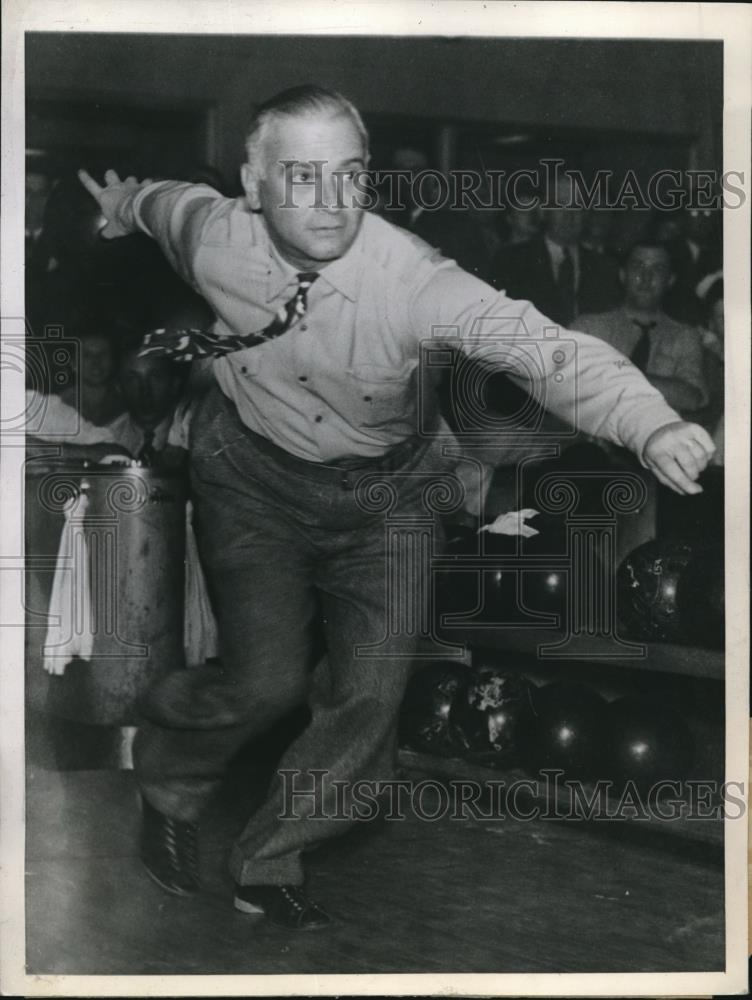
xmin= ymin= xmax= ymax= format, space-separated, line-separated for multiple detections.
xmin=685 ymin=207 xmax=716 ymax=243
xmin=80 ymin=336 xmax=115 ymax=388
xmin=622 ymin=246 xmax=673 ymax=312
xmin=119 ymin=353 xmax=180 ymax=429
xmin=241 ymin=112 xmax=367 ymax=271
xmin=542 ymin=179 xmax=585 ymax=247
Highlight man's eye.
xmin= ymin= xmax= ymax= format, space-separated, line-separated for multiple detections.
xmin=293 ymin=170 xmax=312 ymax=183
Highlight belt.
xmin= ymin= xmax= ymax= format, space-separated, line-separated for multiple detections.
xmin=216 ymin=388 xmax=434 ymax=488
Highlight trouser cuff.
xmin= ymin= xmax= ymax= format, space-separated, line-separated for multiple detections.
xmin=229 ymin=844 xmax=304 ymax=887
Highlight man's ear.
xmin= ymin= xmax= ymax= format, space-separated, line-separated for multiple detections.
xmin=240 ymin=163 xmax=262 ymax=211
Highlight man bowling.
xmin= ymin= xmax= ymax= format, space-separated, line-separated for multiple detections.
xmin=79 ymin=85 xmax=714 ymax=930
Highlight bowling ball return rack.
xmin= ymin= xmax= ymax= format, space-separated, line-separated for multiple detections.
xmin=398 ymin=629 xmax=726 ymax=862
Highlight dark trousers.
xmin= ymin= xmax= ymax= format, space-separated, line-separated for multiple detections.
xmin=133 ymin=387 xmax=452 ymax=886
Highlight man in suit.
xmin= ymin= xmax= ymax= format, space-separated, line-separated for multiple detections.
xmin=384 ymin=145 xmax=488 ymax=278
xmin=659 ymin=206 xmax=722 ymax=324
xmin=489 ymin=174 xmax=621 ymax=325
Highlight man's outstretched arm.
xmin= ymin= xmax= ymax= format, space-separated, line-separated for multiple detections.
xmin=409 ymin=261 xmax=716 ymax=495
xmin=78 ymin=169 xmax=220 ymax=287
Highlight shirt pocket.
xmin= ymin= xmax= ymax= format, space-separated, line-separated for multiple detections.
xmin=346 ymin=362 xmax=417 ymax=429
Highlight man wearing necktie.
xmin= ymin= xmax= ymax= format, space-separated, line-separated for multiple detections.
xmin=79 ymin=86 xmax=715 ymax=931
xmin=574 ymin=241 xmax=709 ymax=420
xmin=489 ymin=174 xmax=621 ymax=326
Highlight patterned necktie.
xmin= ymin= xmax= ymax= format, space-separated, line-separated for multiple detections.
xmin=630 ymin=319 xmax=656 ymax=373
xmin=557 ymin=247 xmax=577 ymax=326
xmin=139 ymin=272 xmax=319 ymax=362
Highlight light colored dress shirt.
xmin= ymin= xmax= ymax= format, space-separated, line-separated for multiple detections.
xmin=122 ymin=182 xmax=680 ymax=464
xmin=573 ymin=307 xmax=709 ymax=409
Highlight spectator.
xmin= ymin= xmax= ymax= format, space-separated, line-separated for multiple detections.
xmin=384 ymin=145 xmax=488 ymax=278
xmin=108 ymin=343 xmax=187 ymax=463
xmin=657 ymin=205 xmax=722 ymax=324
xmin=60 ymin=329 xmax=127 ymax=427
xmin=496 ymin=190 xmax=541 ymax=249
xmin=581 ymin=208 xmax=615 ymax=256
xmin=574 ymin=240 xmax=708 ymax=421
xmin=489 ymin=174 xmax=621 ymax=325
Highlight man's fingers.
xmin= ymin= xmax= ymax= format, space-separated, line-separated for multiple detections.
xmin=689 ymin=423 xmax=717 ymax=457
xmin=77 ymin=169 xmax=102 ymax=199
xmin=519 ymin=508 xmax=540 ymax=520
xmin=673 ymin=443 xmax=702 ymax=482
xmin=647 ymin=455 xmax=702 ymax=495
xmin=104 ymin=169 xmax=122 ymax=186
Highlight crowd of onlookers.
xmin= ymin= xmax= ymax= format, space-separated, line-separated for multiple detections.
xmin=378 ymin=148 xmax=724 ymax=462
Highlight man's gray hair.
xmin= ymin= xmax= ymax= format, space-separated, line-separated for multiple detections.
xmin=245 ymin=85 xmax=369 ymax=175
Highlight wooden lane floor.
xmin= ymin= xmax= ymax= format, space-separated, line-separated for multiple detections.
xmin=25 ymin=766 xmax=725 ymax=976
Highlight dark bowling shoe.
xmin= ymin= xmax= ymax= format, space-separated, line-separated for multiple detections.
xmin=234 ymin=884 xmax=332 ymax=930
xmin=140 ymin=796 xmax=201 ymax=896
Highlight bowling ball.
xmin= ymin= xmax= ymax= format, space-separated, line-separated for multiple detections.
xmin=469 ymin=517 xmax=565 ymax=623
xmin=616 ymin=539 xmax=694 ymax=642
xmin=605 ymin=696 xmax=694 ymax=792
xmin=398 ymin=661 xmax=469 ymax=756
xmin=450 ymin=668 xmax=535 ymax=764
xmin=677 ymin=545 xmax=724 ymax=649
xmin=519 ymin=681 xmax=607 ymax=780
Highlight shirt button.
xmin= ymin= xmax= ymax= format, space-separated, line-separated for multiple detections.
xmin=299 ymin=375 xmax=308 ymax=382
xmin=315 ymin=415 xmax=323 ymax=423
xmin=363 ymin=395 xmax=372 ymax=402
xmin=300 ymin=324 xmax=308 ymax=332
xmin=241 ymin=366 xmax=248 ymax=374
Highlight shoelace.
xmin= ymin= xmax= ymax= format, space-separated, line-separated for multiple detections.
xmin=162 ymin=817 xmax=199 ymax=877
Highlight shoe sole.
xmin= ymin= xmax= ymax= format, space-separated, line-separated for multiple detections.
xmin=233 ymin=896 xmax=265 ymax=915
xmin=234 ymin=896 xmax=331 ymax=930
xmin=143 ymin=860 xmax=200 ymax=898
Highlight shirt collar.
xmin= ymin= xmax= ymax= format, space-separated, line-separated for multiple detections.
xmin=544 ymin=235 xmax=579 ymax=265
xmin=315 ymin=224 xmax=363 ymax=302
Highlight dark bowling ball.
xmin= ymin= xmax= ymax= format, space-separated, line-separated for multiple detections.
xmin=616 ymin=539 xmax=694 ymax=642
xmin=606 ymin=696 xmax=694 ymax=792
xmin=520 ymin=681 xmax=607 ymax=780
xmin=450 ymin=668 xmax=535 ymax=764
xmin=479 ymin=518 xmax=570 ymax=624
xmin=677 ymin=545 xmax=725 ymax=649
xmin=398 ymin=661 xmax=469 ymax=756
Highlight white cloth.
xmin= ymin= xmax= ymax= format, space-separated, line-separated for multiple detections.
xmin=26 ymin=390 xmax=118 ymax=444
xmin=43 ymin=483 xmax=94 ymax=675
xmin=183 ymin=500 xmax=219 ymax=666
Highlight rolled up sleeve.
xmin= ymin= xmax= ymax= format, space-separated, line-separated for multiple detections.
xmin=408 ymin=261 xmax=681 ymax=462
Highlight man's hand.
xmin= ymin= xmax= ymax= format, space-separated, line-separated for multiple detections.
xmin=77 ymin=169 xmax=153 ymax=239
xmin=642 ymin=421 xmax=716 ymax=495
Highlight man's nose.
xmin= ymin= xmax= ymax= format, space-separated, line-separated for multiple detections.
xmin=320 ymin=172 xmax=346 ymax=210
